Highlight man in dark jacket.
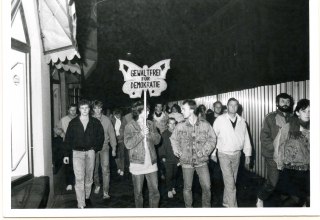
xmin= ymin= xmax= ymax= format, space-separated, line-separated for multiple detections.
xmin=159 ymin=118 xmax=180 ymax=198
xmin=256 ymin=93 xmax=293 ymax=207
xmin=64 ymin=99 xmax=104 ymax=209
xmin=119 ymin=110 xmax=133 ymax=174
xmin=111 ymin=108 xmax=125 ymax=176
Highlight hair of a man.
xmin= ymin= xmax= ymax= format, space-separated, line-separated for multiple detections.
xmin=168 ymin=117 xmax=177 ymax=125
xmin=213 ymin=101 xmax=222 ymax=107
xmin=171 ymin=104 xmax=182 ymax=113
xmin=132 ymin=100 xmax=149 ymax=121
xmin=227 ymin=97 xmax=239 ymax=105
xmin=276 ymin=93 xmax=294 ymax=106
xmin=182 ymin=99 xmax=197 ymax=110
xmin=92 ymin=100 xmax=103 ymax=109
xmin=78 ymin=99 xmax=91 ymax=109
xmin=68 ymin=103 xmax=77 ymax=110
xmin=113 ymin=108 xmax=122 ymax=115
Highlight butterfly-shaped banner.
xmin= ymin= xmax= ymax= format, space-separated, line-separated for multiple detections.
xmin=119 ymin=59 xmax=171 ymax=98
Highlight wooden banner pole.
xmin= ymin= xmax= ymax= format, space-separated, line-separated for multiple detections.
xmin=144 ymin=89 xmax=147 ymax=149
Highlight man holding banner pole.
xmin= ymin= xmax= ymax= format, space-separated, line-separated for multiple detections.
xmin=124 ymin=100 xmax=161 ymax=208
xmin=119 ymin=59 xmax=171 ymax=207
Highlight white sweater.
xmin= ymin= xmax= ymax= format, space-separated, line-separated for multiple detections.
xmin=213 ymin=113 xmax=252 ymax=156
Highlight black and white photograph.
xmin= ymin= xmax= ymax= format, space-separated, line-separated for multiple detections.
xmin=2 ymin=0 xmax=320 ymax=217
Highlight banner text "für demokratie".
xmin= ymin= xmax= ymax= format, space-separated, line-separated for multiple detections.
xmin=130 ymin=81 xmax=161 ymax=89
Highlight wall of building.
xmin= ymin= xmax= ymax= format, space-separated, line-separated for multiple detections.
xmin=22 ymin=0 xmax=54 ymax=201
xmin=171 ymin=80 xmax=309 ymax=178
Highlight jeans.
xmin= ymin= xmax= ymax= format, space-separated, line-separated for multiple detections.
xmin=218 ymin=151 xmax=241 ymax=207
xmin=73 ymin=149 xmax=95 ymax=208
xmin=132 ymin=171 xmax=160 ymax=208
xmin=280 ymin=169 xmax=310 ymax=206
xmin=65 ymin=157 xmax=75 ymax=186
xmin=257 ymin=157 xmax=279 ymax=201
xmin=94 ymin=144 xmax=110 ymax=194
xmin=182 ymin=164 xmax=211 ymax=207
xmin=115 ymin=142 xmax=125 ymax=172
xmin=124 ymin=146 xmax=130 ymax=173
xmin=165 ymin=163 xmax=178 ymax=190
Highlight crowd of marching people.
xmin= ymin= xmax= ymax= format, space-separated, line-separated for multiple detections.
xmin=54 ymin=93 xmax=310 ymax=209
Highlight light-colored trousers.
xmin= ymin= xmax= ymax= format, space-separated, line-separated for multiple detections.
xmin=182 ymin=164 xmax=211 ymax=208
xmin=93 ymin=144 xmax=110 ymax=194
xmin=73 ymin=149 xmax=95 ymax=208
xmin=218 ymin=151 xmax=241 ymax=207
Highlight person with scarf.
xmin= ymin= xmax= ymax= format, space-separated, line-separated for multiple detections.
xmin=274 ymin=99 xmax=310 ymax=207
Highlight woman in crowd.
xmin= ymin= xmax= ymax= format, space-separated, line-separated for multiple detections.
xmin=111 ymin=108 xmax=125 ymax=176
xmin=275 ymin=99 xmax=310 ymax=207
xmin=196 ymin=104 xmax=207 ymax=121
xmin=168 ymin=104 xmax=184 ymax=123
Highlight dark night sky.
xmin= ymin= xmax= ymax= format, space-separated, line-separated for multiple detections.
xmin=78 ymin=0 xmax=309 ymax=108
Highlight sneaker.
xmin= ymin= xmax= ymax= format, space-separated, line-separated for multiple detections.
xmin=117 ymin=169 xmax=121 ymax=174
xmin=172 ymin=188 xmax=176 ymax=195
xmin=120 ymin=171 xmax=124 ymax=176
xmin=222 ymin=203 xmax=229 ymax=208
xmin=79 ymin=206 xmax=85 ymax=209
xmin=168 ymin=191 xmax=173 ymax=198
xmin=256 ymin=198 xmax=264 ymax=208
xmin=103 ymin=192 xmax=111 ymax=199
xmin=94 ymin=186 xmax=100 ymax=194
xmin=66 ymin=185 xmax=72 ymax=191
xmin=161 ymin=174 xmax=165 ymax=180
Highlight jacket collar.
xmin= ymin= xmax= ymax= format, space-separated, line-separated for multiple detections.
xmin=223 ymin=113 xmax=243 ymax=122
xmin=93 ymin=114 xmax=104 ymax=121
xmin=131 ymin=120 xmax=141 ymax=131
xmin=185 ymin=116 xmax=201 ymax=127
xmin=75 ymin=115 xmax=94 ymax=121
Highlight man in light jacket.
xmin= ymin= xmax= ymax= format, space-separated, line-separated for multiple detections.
xmin=170 ymin=99 xmax=216 ymax=208
xmin=92 ymin=100 xmax=117 ymax=200
xmin=124 ymin=100 xmax=161 ymax=208
xmin=213 ymin=97 xmax=251 ymax=207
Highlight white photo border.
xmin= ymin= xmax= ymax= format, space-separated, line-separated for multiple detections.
xmin=2 ymin=0 xmax=320 ymax=217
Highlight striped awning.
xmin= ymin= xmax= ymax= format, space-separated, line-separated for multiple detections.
xmin=38 ymin=0 xmax=81 ymax=74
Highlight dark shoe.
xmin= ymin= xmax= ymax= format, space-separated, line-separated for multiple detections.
xmin=282 ymin=196 xmax=300 ymax=207
xmin=85 ymin=199 xmax=92 ymax=208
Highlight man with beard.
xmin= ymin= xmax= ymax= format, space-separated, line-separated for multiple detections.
xmin=256 ymin=93 xmax=294 ymax=207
